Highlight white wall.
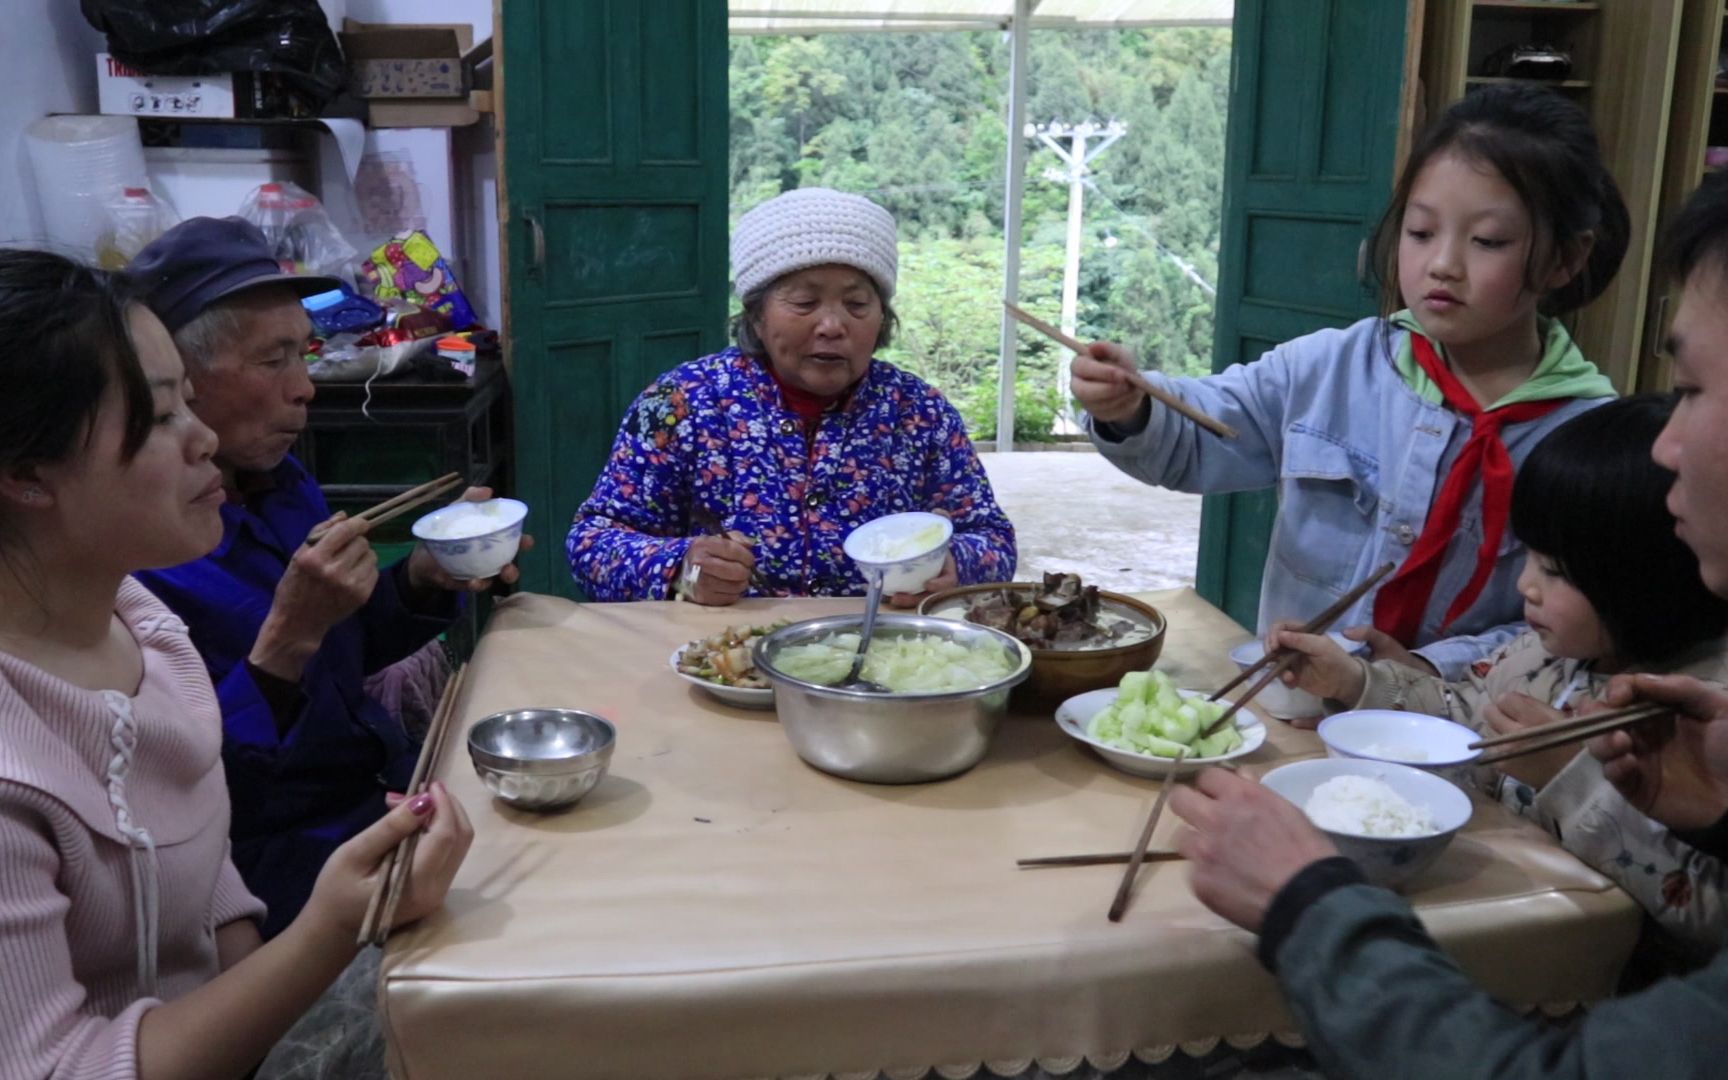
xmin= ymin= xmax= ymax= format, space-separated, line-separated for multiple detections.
xmin=1 ymin=1 xmax=107 ymax=245
xmin=2 ymin=0 xmax=499 ymax=327
xmin=346 ymin=0 xmax=498 ymax=327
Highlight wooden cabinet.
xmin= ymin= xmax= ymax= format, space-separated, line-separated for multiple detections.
xmin=1417 ymin=0 xmax=1685 ymax=393
xmin=1645 ymin=0 xmax=1728 ymax=391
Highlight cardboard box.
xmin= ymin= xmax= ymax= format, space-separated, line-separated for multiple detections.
xmin=366 ymin=100 xmax=481 ymax=128
xmin=96 ymin=53 xmax=238 ymax=119
xmin=340 ymin=21 xmax=474 ymax=99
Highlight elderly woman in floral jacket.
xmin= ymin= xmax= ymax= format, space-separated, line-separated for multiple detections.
xmin=567 ymin=188 xmax=1016 ymax=605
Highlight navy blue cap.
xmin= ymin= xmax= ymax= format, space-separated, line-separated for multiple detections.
xmin=126 ymin=216 xmax=343 ymax=334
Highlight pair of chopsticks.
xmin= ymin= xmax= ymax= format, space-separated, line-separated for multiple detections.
xmin=1002 ymin=301 xmax=1238 ymax=440
xmin=309 ymin=471 xmax=464 ymax=545
xmin=1019 ymin=850 xmax=1183 ymax=868
xmin=1199 ymin=561 xmax=1399 ymax=740
xmin=1469 ymin=701 xmax=1670 ymax=767
xmin=689 ymin=506 xmax=773 ymax=593
xmin=357 ymin=663 xmax=467 ymax=947
xmin=1108 ymin=748 xmax=1187 ymax=922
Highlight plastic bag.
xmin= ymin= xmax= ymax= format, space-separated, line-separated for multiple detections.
xmin=362 ymin=230 xmax=480 ymax=331
xmin=303 ymin=281 xmax=385 ymax=337
xmin=81 ymin=0 xmax=346 ymax=114
xmin=95 ymin=186 xmax=180 ymax=270
xmin=308 ymin=332 xmax=434 ymax=384
xmin=240 ymin=182 xmax=359 ymax=282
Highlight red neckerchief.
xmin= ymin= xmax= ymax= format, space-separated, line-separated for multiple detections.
xmin=766 ymin=364 xmax=847 ymax=439
xmin=1372 ymin=334 xmax=1565 ymax=644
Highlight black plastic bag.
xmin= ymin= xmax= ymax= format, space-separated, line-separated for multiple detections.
xmin=82 ymin=0 xmax=347 ymax=114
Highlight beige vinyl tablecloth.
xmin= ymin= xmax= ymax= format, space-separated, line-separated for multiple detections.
xmin=379 ymin=589 xmax=1640 ymax=1080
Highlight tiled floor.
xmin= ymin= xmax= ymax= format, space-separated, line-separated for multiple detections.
xmin=979 ymin=450 xmax=1205 ymax=596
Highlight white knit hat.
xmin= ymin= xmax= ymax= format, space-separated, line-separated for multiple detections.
xmin=731 ymin=187 xmax=898 ymax=300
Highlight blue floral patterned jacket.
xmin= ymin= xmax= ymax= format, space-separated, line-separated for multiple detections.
xmin=567 ymin=348 xmax=1016 ymax=601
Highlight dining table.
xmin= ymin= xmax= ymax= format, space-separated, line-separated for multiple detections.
xmin=377 ymin=587 xmax=1642 ymax=1080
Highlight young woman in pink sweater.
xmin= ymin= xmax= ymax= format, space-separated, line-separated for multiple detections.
xmin=0 ymin=250 xmax=473 ymax=1079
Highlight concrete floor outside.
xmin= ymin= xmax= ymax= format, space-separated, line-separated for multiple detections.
xmin=979 ymin=450 xmax=1202 ymax=594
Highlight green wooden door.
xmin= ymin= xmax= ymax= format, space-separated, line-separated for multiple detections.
xmin=1197 ymin=0 xmax=1409 ymax=628
xmin=501 ymin=0 xmax=731 ymax=597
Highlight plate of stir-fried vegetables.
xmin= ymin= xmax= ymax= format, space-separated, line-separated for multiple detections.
xmin=670 ymin=623 xmax=786 ymax=708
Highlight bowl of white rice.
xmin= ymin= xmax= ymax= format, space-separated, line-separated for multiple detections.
xmin=843 ymin=512 xmax=953 ymax=594
xmin=1317 ymin=710 xmax=1481 ymax=784
xmin=1260 ymin=758 xmax=1473 ymax=889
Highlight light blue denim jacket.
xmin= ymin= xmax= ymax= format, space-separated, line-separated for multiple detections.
xmin=1085 ymin=316 xmax=1609 ymax=680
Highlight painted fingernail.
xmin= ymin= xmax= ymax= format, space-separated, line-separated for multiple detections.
xmin=409 ymin=793 xmax=434 ymax=815
xmin=385 ymin=792 xmax=405 ymax=805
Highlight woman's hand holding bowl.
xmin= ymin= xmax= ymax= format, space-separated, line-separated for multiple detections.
xmin=887 ymin=552 xmax=957 ymax=609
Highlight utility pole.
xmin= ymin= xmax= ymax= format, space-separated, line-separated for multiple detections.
xmin=1028 ymin=119 xmax=1125 ymax=430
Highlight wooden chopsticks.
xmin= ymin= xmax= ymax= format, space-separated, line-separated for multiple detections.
xmin=1199 ymin=561 xmax=1398 ymax=740
xmin=1108 ymin=748 xmax=1186 ymax=922
xmin=308 ymin=471 xmax=464 ymax=545
xmin=358 ymin=663 xmax=467 ymax=947
xmin=1469 ymin=701 xmax=1669 ymax=767
xmin=1003 ymin=301 xmax=1239 ymax=440
xmin=1018 ymin=850 xmax=1183 ymax=868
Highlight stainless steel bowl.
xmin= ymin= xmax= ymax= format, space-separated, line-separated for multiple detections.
xmin=753 ymin=614 xmax=1032 ymax=784
xmin=467 ymin=708 xmax=616 ymax=811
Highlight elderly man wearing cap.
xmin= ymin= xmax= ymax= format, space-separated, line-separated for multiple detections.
xmin=568 ymin=187 xmax=1015 ymax=604
xmin=126 ymin=216 xmax=523 ymax=937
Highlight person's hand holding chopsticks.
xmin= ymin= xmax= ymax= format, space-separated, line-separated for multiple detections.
xmin=1170 ymin=768 xmax=1340 ymax=933
xmin=1265 ymin=621 xmax=1369 ymax=715
xmin=1070 ymin=341 xmax=1154 ymax=428
xmin=307 ymin=779 xmax=474 ymax=940
xmin=251 ymin=512 xmax=379 ymax=682
xmin=1480 ymin=693 xmax=1576 ymax=789
xmin=405 ymin=486 xmax=536 ymax=595
xmin=1338 ymin=625 xmax=1441 ymax=677
xmin=681 ymin=534 xmax=757 ymax=606
xmin=1589 ymin=673 xmax=1728 ymax=831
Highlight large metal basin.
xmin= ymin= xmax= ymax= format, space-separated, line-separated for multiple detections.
xmin=754 ymin=614 xmax=1032 ymax=784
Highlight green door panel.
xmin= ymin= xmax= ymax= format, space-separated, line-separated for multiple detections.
xmin=502 ymin=0 xmax=730 ymax=598
xmin=1198 ymin=0 xmax=1408 ymax=629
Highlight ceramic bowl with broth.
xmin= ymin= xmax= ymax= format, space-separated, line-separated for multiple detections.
xmin=919 ymin=583 xmax=1165 ymax=700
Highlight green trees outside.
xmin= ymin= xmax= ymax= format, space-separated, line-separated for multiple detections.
xmin=729 ymin=28 xmax=1230 ymax=440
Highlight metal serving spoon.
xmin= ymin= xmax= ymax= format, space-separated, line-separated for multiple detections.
xmin=838 ymin=568 xmax=889 ymax=692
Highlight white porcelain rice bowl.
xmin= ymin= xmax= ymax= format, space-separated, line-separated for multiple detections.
xmin=411 ymin=497 xmax=528 ymax=580
xmin=1259 ymin=757 xmax=1473 ymax=889
xmin=843 ymin=512 xmax=953 ymax=594
xmin=1318 ymin=709 xmax=1483 ymax=778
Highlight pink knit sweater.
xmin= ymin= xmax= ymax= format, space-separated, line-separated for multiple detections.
xmin=0 ymin=578 xmax=265 ymax=1080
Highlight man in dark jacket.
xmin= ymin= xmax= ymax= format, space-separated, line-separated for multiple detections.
xmin=127 ymin=216 xmax=523 ymax=936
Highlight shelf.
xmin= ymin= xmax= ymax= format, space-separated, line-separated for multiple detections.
xmin=1465 ymin=76 xmax=1592 ymax=89
xmin=1473 ymin=1 xmax=1599 ymax=11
